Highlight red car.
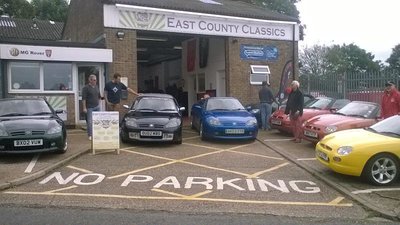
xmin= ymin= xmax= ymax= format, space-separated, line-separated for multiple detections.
xmin=302 ymin=101 xmax=381 ymax=143
xmin=270 ymin=97 xmax=350 ymax=134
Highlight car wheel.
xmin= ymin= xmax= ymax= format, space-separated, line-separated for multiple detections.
xmin=56 ymin=139 xmax=68 ymax=154
xmin=174 ymin=139 xmax=182 ymax=145
xmin=191 ymin=116 xmax=195 ymax=130
xmin=199 ymin=123 xmax=206 ymax=140
xmin=363 ymin=153 xmax=399 ymax=186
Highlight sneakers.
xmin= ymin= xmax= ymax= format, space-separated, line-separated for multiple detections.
xmin=88 ymin=136 xmax=92 ymax=141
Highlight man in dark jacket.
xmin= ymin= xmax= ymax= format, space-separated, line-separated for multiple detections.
xmin=258 ymin=81 xmax=276 ymax=130
xmin=284 ymin=80 xmax=304 ymax=143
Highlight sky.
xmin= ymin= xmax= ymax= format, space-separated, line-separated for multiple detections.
xmin=295 ymin=0 xmax=400 ymax=63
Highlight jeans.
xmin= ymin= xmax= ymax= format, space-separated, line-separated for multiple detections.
xmin=86 ymin=105 xmax=101 ymax=137
xmin=260 ymin=102 xmax=272 ymax=130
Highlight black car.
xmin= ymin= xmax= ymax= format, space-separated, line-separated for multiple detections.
xmin=0 ymin=98 xmax=67 ymax=154
xmin=120 ymin=94 xmax=185 ymax=144
xmin=246 ymin=94 xmax=315 ymax=127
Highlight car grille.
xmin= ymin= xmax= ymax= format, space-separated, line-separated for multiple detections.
xmin=319 ymin=143 xmax=333 ymax=151
xmin=305 ymin=125 xmax=321 ymax=131
xmin=138 ymin=124 xmax=164 ymax=129
xmin=222 ymin=122 xmax=246 ymax=126
xmin=10 ymin=131 xmax=46 ymax=136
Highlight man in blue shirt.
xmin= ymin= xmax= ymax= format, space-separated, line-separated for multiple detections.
xmin=104 ymin=73 xmax=139 ymax=111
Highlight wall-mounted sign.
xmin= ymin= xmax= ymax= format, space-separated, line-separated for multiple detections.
xmin=104 ymin=5 xmax=299 ymax=41
xmin=240 ymin=45 xmax=279 ymax=61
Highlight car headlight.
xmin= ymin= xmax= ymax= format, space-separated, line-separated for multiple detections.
xmin=324 ymin=126 xmax=337 ymax=134
xmin=0 ymin=124 xmax=8 ymax=137
xmin=246 ymin=118 xmax=258 ymax=126
xmin=207 ymin=117 xmax=221 ymax=126
xmin=47 ymin=124 xmax=62 ymax=134
xmin=251 ymin=109 xmax=260 ymax=114
xmin=125 ymin=118 xmax=138 ymax=127
xmin=165 ymin=118 xmax=181 ymax=128
xmin=337 ymin=146 xmax=353 ymax=156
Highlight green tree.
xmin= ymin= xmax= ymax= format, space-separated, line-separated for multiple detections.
xmin=252 ymin=0 xmax=299 ymax=18
xmin=31 ymin=0 xmax=69 ymax=22
xmin=299 ymin=44 xmax=329 ymax=76
xmin=0 ymin=0 xmax=34 ymax=19
xmin=386 ymin=44 xmax=400 ymax=71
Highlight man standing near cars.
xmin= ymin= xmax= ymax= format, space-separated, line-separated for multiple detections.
xmin=104 ymin=73 xmax=140 ymax=111
xmin=82 ymin=74 xmax=102 ymax=141
xmin=258 ymin=81 xmax=276 ymax=131
xmin=284 ymin=80 xmax=304 ymax=143
xmin=381 ymin=81 xmax=400 ymax=119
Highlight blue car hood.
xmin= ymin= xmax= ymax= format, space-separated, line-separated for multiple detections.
xmin=206 ymin=110 xmax=253 ymax=121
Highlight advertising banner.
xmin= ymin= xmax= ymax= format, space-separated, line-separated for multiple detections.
xmin=240 ymin=45 xmax=279 ymax=61
xmin=92 ymin=111 xmax=120 ymax=154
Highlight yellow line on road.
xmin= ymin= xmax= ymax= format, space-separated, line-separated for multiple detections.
xmin=108 ymin=161 xmax=177 ymax=179
xmin=181 ymin=161 xmax=251 ymax=177
xmin=67 ymin=165 xmax=93 ymax=173
xmin=248 ymin=162 xmax=290 ymax=178
xmin=228 ymin=150 xmax=284 ymax=160
xmin=183 ymin=142 xmax=223 ymax=151
xmin=3 ymin=191 xmax=352 ymax=207
xmin=45 ymin=185 xmax=78 ymax=193
xmin=151 ymin=188 xmax=187 ymax=198
xmin=182 ymin=136 xmax=200 ymax=140
xmin=188 ymin=190 xmax=213 ymax=198
xmin=328 ymin=197 xmax=345 ymax=205
xmin=120 ymin=149 xmax=175 ymax=161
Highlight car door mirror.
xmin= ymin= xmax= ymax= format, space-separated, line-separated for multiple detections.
xmin=123 ymin=105 xmax=130 ymax=109
xmin=179 ymin=107 xmax=186 ymax=111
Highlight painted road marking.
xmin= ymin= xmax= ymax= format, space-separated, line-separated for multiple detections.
xmin=297 ymin=158 xmax=316 ymax=161
xmin=352 ymin=188 xmax=400 ymax=194
xmin=248 ymin=162 xmax=290 ymax=178
xmin=264 ymin=138 xmax=293 ymax=142
xmin=3 ymin=190 xmax=352 ymax=207
xmin=109 ymin=143 xmax=281 ymax=179
xmin=182 ymin=136 xmax=200 ymax=140
xmin=67 ymin=165 xmax=93 ymax=174
xmin=182 ymin=130 xmax=199 ymax=134
xmin=24 ymin=154 xmax=39 ymax=173
xmin=45 ymin=185 xmax=78 ymax=193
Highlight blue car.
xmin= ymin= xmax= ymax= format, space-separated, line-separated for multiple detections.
xmin=191 ymin=97 xmax=258 ymax=140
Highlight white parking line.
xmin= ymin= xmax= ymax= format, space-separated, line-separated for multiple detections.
xmin=264 ymin=138 xmax=293 ymax=142
xmin=352 ymin=188 xmax=400 ymax=194
xmin=297 ymin=158 xmax=316 ymax=161
xmin=24 ymin=154 xmax=39 ymax=173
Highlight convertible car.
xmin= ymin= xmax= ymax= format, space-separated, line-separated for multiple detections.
xmin=316 ymin=115 xmax=400 ymax=186
xmin=0 ymin=98 xmax=67 ymax=154
xmin=120 ymin=94 xmax=185 ymax=144
xmin=303 ymin=101 xmax=380 ymax=143
xmin=270 ymin=97 xmax=350 ymax=134
xmin=191 ymin=97 xmax=258 ymax=140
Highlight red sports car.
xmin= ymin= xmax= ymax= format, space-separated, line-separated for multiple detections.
xmin=302 ymin=101 xmax=381 ymax=143
xmin=270 ymin=97 xmax=350 ymax=134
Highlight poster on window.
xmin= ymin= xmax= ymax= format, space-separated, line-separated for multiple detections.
xmin=187 ymin=39 xmax=196 ymax=72
xmin=92 ymin=112 xmax=120 ymax=151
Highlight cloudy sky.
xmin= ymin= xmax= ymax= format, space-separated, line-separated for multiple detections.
xmin=296 ymin=0 xmax=400 ymax=62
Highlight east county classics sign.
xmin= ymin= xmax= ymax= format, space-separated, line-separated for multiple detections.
xmin=104 ymin=5 xmax=299 ymax=41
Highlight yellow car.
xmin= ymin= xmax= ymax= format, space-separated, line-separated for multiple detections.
xmin=315 ymin=115 xmax=400 ymax=185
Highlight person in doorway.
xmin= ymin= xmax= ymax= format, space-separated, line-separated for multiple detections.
xmin=82 ymin=74 xmax=103 ymax=140
xmin=381 ymin=81 xmax=400 ymax=119
xmin=258 ymin=81 xmax=276 ymax=131
xmin=104 ymin=73 xmax=140 ymax=111
xmin=284 ymin=80 xmax=304 ymax=143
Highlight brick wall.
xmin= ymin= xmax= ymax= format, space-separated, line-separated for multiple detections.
xmin=226 ymin=37 xmax=298 ymax=106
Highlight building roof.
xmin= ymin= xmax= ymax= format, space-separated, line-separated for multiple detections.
xmin=0 ymin=16 xmax=64 ymax=41
xmin=102 ymin=0 xmax=299 ymax=23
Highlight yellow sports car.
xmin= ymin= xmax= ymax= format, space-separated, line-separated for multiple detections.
xmin=315 ymin=115 xmax=400 ymax=185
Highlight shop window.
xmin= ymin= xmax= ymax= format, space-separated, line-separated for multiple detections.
xmin=250 ymin=65 xmax=270 ymax=85
xmin=44 ymin=63 xmax=72 ymax=90
xmin=10 ymin=62 xmax=40 ymax=90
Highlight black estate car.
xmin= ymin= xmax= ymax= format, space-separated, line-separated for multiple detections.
xmin=120 ymin=94 xmax=185 ymax=144
xmin=0 ymin=98 xmax=67 ymax=154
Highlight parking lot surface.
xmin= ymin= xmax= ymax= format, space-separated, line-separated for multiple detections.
xmin=0 ymin=127 xmax=399 ymax=221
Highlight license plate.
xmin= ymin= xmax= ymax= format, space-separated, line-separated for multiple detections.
xmin=317 ymin=150 xmax=329 ymax=161
xmin=304 ymin=130 xmax=318 ymax=138
xmin=140 ymin=131 xmax=162 ymax=136
xmin=225 ymin=129 xmax=245 ymax=134
xmin=14 ymin=139 xmax=43 ymax=147
xmin=271 ymin=119 xmax=281 ymax=125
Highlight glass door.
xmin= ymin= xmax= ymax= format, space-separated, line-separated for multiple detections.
xmin=76 ymin=64 xmax=104 ymax=124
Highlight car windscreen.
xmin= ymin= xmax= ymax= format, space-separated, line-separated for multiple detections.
xmin=336 ymin=102 xmax=378 ymax=118
xmin=306 ymin=98 xmax=333 ymax=110
xmin=206 ymin=98 xmax=245 ymax=111
xmin=368 ymin=115 xmax=400 ymax=137
xmin=331 ymin=99 xmax=350 ymax=109
xmin=134 ymin=97 xmax=177 ymax=111
xmin=0 ymin=99 xmax=52 ymax=117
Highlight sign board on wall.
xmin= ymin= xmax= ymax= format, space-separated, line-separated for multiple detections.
xmin=0 ymin=44 xmax=112 ymax=62
xmin=104 ymin=5 xmax=299 ymax=41
xmin=92 ymin=111 xmax=120 ymax=154
xmin=240 ymin=45 xmax=279 ymax=61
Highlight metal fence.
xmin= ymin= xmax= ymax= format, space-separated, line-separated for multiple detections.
xmin=299 ymin=71 xmax=400 ymax=104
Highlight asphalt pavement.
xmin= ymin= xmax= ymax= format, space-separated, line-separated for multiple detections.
xmin=0 ymin=126 xmax=399 ymax=221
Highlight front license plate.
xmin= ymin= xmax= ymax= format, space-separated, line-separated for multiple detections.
xmin=225 ymin=129 xmax=245 ymax=134
xmin=140 ymin=131 xmax=162 ymax=136
xmin=271 ymin=119 xmax=281 ymax=125
xmin=14 ymin=139 xmax=43 ymax=147
xmin=317 ymin=150 xmax=329 ymax=161
xmin=304 ymin=130 xmax=318 ymax=138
